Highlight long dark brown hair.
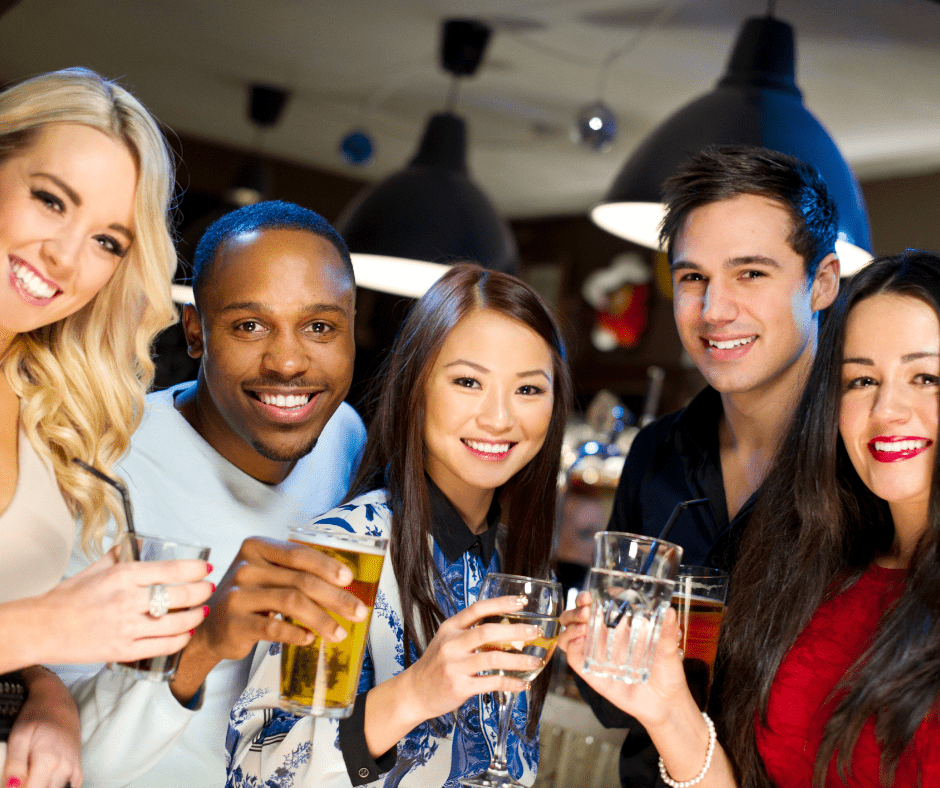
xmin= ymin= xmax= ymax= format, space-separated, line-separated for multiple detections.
xmin=348 ymin=263 xmax=574 ymax=735
xmin=718 ymin=250 xmax=940 ymax=786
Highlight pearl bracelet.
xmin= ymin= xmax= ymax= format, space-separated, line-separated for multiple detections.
xmin=658 ymin=710 xmax=716 ymax=788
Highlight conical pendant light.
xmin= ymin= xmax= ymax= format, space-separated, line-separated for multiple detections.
xmin=591 ymin=16 xmax=873 ymax=275
xmin=337 ymin=19 xmax=518 ymax=294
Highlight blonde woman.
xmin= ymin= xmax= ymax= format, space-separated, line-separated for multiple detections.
xmin=0 ymin=69 xmax=212 ymax=787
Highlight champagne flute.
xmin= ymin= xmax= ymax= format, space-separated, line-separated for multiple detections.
xmin=460 ymin=573 xmax=562 ymax=788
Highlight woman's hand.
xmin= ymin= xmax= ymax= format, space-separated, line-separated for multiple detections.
xmin=558 ymin=590 xmax=690 ymax=730
xmin=363 ymin=594 xmax=544 ymax=758
xmin=6 ymin=546 xmax=213 ymax=669
xmin=2 ymin=666 xmax=82 ymax=788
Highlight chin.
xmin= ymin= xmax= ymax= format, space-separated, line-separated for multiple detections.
xmin=251 ymin=436 xmax=319 ymax=463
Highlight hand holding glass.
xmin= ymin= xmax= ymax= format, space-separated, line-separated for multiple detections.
xmin=110 ymin=533 xmax=211 ymax=682
xmin=583 ymin=532 xmax=682 ymax=683
xmin=279 ymin=526 xmax=388 ymax=719
xmin=459 ymin=573 xmax=562 ymax=788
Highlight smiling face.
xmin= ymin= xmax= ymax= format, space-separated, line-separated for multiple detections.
xmin=183 ymin=228 xmax=355 ymax=483
xmin=422 ymin=308 xmax=555 ymax=517
xmin=0 ymin=122 xmax=137 ymax=350
xmin=839 ymin=293 xmax=939 ymax=532
xmin=671 ymin=194 xmax=838 ymax=400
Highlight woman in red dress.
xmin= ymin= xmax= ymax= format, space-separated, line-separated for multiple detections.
xmin=561 ymin=249 xmax=940 ymax=788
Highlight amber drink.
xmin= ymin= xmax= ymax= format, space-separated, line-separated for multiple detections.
xmin=672 ymin=566 xmax=728 ymax=709
xmin=279 ymin=527 xmax=387 ymax=718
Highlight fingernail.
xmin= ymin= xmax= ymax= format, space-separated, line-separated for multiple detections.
xmin=355 ymin=603 xmax=368 ymax=620
xmin=189 ymin=629 xmax=195 ymax=637
xmin=206 ymin=563 xmax=213 ymax=574
xmin=515 ymin=595 xmax=527 ymax=606
xmin=210 ymin=582 xmax=217 ymax=593
xmin=528 ymin=657 xmax=542 ymax=667
xmin=338 ymin=567 xmax=353 ymax=584
xmin=526 ymin=625 xmax=539 ymax=636
xmin=203 ymin=605 xmax=210 ymax=617
xmin=8 ymin=778 xmax=22 ymax=787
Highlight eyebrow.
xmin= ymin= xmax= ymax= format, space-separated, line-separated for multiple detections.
xmin=843 ymin=351 xmax=940 ymax=365
xmin=218 ymin=301 xmax=348 ymax=316
xmin=670 ymin=255 xmax=782 ymax=273
xmin=34 ymin=172 xmax=135 ymax=243
xmin=443 ymin=359 xmax=552 ymax=381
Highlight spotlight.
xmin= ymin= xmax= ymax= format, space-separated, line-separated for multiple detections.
xmin=575 ymin=101 xmax=617 ymax=151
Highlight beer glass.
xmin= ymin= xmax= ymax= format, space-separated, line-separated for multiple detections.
xmin=279 ymin=526 xmax=387 ymax=719
xmin=110 ymin=533 xmax=211 ymax=682
xmin=459 ymin=573 xmax=563 ymax=788
xmin=672 ymin=565 xmax=728 ymax=709
xmin=583 ymin=532 xmax=682 ymax=683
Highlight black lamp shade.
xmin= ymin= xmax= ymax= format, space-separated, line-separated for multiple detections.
xmin=336 ymin=112 xmax=518 ymax=274
xmin=593 ymin=17 xmax=872 ymax=260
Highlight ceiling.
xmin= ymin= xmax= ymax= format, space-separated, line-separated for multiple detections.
xmin=2 ymin=0 xmax=940 ymax=222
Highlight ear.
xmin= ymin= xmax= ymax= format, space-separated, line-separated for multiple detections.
xmin=181 ymin=303 xmax=205 ymax=359
xmin=810 ymin=252 xmax=840 ymax=312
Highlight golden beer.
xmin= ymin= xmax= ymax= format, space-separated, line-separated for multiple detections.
xmin=280 ymin=531 xmax=386 ymax=718
xmin=478 ymin=613 xmax=561 ymax=682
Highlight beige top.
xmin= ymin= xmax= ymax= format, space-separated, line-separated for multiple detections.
xmin=0 ymin=427 xmax=75 ymax=603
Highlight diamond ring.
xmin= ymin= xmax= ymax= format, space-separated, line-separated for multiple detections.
xmin=148 ymin=584 xmax=170 ymax=618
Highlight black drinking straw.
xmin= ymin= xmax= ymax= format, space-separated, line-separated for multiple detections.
xmin=73 ymin=459 xmax=140 ymax=561
xmin=639 ymin=497 xmax=709 ymax=575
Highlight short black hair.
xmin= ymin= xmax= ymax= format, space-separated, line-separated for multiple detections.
xmin=191 ymin=200 xmax=354 ymax=307
xmin=659 ymin=145 xmax=838 ymax=278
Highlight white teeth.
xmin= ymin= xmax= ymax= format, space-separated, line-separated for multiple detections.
xmin=465 ymin=440 xmax=511 ymax=454
xmin=873 ymin=439 xmax=929 ymax=452
xmin=708 ymin=336 xmax=756 ymax=350
xmin=12 ymin=261 xmax=56 ymax=299
xmin=257 ymin=392 xmax=311 ymax=409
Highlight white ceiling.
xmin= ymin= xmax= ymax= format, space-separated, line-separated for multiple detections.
xmin=2 ymin=0 xmax=940 ymax=220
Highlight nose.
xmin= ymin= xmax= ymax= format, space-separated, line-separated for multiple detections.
xmin=872 ymin=379 xmax=912 ymax=424
xmin=476 ymin=385 xmax=515 ymax=433
xmin=261 ymin=329 xmax=311 ymax=380
xmin=700 ymin=280 xmax=738 ymax=326
xmin=40 ymin=227 xmax=83 ymax=275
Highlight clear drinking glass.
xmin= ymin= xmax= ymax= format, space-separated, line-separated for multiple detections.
xmin=672 ymin=565 xmax=728 ymax=709
xmin=459 ymin=573 xmax=563 ymax=788
xmin=583 ymin=532 xmax=682 ymax=683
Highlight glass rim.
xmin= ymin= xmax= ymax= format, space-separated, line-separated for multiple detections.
xmin=593 ymin=530 xmax=682 ymax=552
xmin=677 ymin=564 xmax=729 ymax=579
xmin=288 ymin=525 xmax=389 ymax=549
xmin=482 ymin=572 xmax=561 ymax=589
xmin=130 ymin=532 xmax=210 ymax=552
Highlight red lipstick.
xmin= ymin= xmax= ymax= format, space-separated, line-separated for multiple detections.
xmin=867 ymin=436 xmax=933 ymax=463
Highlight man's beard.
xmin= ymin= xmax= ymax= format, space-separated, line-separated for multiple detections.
xmin=251 ymin=435 xmax=318 ymax=463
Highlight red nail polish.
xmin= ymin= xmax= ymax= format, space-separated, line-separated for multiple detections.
xmin=210 ymin=582 xmax=216 ymax=593
xmin=189 ymin=629 xmax=195 ymax=637
xmin=8 ymin=777 xmax=23 ymax=787
xmin=203 ymin=605 xmax=210 ymax=617
xmin=206 ymin=563 xmax=213 ymax=574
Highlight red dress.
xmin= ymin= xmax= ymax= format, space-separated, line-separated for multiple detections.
xmin=755 ymin=564 xmax=940 ymax=787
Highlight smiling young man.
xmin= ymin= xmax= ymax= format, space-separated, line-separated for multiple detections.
xmin=581 ymin=145 xmax=842 ymax=787
xmin=57 ymin=202 xmax=368 ymax=788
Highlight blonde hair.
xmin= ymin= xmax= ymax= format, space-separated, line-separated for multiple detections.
xmin=0 ymin=68 xmax=177 ymax=554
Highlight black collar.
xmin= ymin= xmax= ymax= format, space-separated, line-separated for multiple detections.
xmin=427 ymin=476 xmax=501 ymax=566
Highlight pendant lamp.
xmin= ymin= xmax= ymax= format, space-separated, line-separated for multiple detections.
xmin=336 ymin=19 xmax=518 ymax=284
xmin=591 ymin=16 xmax=873 ymax=275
